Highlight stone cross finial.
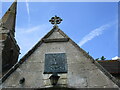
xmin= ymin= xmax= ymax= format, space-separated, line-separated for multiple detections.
xmin=49 ymin=15 xmax=62 ymax=26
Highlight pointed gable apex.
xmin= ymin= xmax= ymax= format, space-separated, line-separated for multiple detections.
xmin=1 ymin=0 xmax=17 ymax=36
xmin=43 ymin=26 xmax=68 ymax=39
xmin=1 ymin=25 xmax=120 ymax=88
xmin=42 ymin=26 xmax=70 ymax=43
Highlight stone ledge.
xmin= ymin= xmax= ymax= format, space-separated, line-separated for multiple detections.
xmin=42 ymin=38 xmax=69 ymax=43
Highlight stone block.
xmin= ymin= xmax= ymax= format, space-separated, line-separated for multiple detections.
xmin=27 ymin=53 xmax=44 ymax=63
xmin=19 ymin=62 xmax=44 ymax=72
xmin=86 ymin=69 xmax=117 ymax=88
xmin=58 ymin=78 xmax=67 ymax=85
xmin=45 ymin=43 xmax=66 ymax=53
xmin=84 ymin=62 xmax=98 ymax=71
xmin=43 ymin=79 xmax=51 ymax=86
xmin=59 ymin=74 xmax=67 ymax=79
xmin=47 ymin=31 xmax=64 ymax=39
xmin=3 ymin=70 xmax=21 ymax=87
xmin=19 ymin=72 xmax=43 ymax=88
xmin=68 ymin=63 xmax=85 ymax=74
xmin=68 ymin=76 xmax=87 ymax=88
xmin=43 ymin=74 xmax=52 ymax=80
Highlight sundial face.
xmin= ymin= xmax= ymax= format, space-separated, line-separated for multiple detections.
xmin=44 ymin=53 xmax=67 ymax=74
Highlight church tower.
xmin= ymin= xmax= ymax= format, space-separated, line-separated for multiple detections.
xmin=0 ymin=0 xmax=20 ymax=77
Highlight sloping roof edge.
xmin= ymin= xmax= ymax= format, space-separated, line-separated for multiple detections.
xmin=98 ymin=60 xmax=120 ymax=62
xmin=1 ymin=26 xmax=120 ymax=88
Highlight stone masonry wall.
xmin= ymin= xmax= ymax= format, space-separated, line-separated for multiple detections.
xmin=2 ymin=30 xmax=119 ymax=88
xmin=0 ymin=26 xmax=20 ymax=77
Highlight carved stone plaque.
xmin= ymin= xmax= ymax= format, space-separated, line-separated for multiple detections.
xmin=44 ymin=53 xmax=67 ymax=74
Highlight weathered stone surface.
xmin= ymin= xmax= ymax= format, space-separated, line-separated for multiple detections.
xmin=58 ymin=78 xmax=67 ymax=85
xmin=47 ymin=30 xmax=64 ymax=39
xmin=3 ymin=70 xmax=44 ymax=88
xmin=68 ymin=74 xmax=88 ymax=88
xmin=59 ymin=74 xmax=67 ymax=79
xmin=19 ymin=62 xmax=44 ymax=72
xmin=86 ymin=69 xmax=118 ymax=88
xmin=2 ymin=34 xmax=20 ymax=75
xmin=43 ymin=79 xmax=51 ymax=86
xmin=1 ymin=22 xmax=119 ymax=89
xmin=43 ymin=74 xmax=52 ymax=80
xmin=84 ymin=62 xmax=98 ymax=71
xmin=0 ymin=0 xmax=20 ymax=77
xmin=0 ymin=43 xmax=3 ymax=78
xmin=43 ymin=74 xmax=67 ymax=87
xmin=2 ymin=70 xmax=21 ymax=87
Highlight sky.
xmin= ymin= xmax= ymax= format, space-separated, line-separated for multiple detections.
xmin=1 ymin=1 xmax=118 ymax=60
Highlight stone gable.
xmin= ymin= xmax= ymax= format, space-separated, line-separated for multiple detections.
xmin=1 ymin=26 xmax=119 ymax=89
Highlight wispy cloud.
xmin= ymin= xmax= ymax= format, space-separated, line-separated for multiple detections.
xmin=24 ymin=25 xmax=41 ymax=33
xmin=25 ymin=0 xmax=30 ymax=22
xmin=16 ymin=24 xmax=51 ymax=59
xmin=17 ymin=24 xmax=51 ymax=34
xmin=78 ymin=22 xmax=115 ymax=47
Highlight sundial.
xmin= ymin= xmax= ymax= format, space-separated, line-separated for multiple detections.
xmin=44 ymin=53 xmax=67 ymax=74
xmin=44 ymin=16 xmax=67 ymax=74
xmin=49 ymin=15 xmax=62 ymax=26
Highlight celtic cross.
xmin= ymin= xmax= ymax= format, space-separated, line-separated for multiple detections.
xmin=49 ymin=15 xmax=62 ymax=26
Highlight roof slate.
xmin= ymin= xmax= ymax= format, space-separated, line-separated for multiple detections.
xmin=98 ymin=60 xmax=120 ymax=74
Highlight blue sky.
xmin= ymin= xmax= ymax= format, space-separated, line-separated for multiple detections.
xmin=2 ymin=2 xmax=118 ymax=60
